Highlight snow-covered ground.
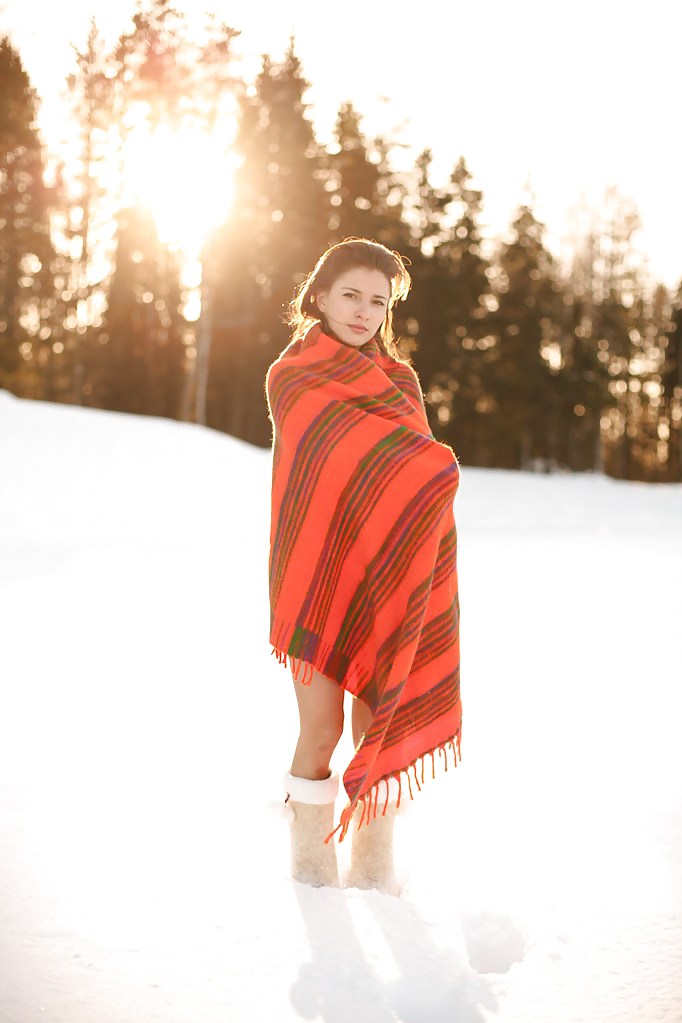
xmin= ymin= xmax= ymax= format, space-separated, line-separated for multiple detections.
xmin=1 ymin=387 xmax=681 ymax=1023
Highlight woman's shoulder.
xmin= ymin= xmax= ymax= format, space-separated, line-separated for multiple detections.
xmin=267 ymin=335 xmax=303 ymax=374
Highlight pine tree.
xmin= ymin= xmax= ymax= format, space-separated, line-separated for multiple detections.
xmin=552 ymin=285 xmax=606 ymax=472
xmin=179 ymin=13 xmax=240 ymax=426
xmin=326 ymin=102 xmax=409 ymax=252
xmin=326 ymin=102 xmax=381 ymax=241
xmin=0 ymin=38 xmax=55 ymax=397
xmin=63 ymin=19 xmax=115 ymax=405
xmin=111 ymin=0 xmax=192 ymax=127
xmin=547 ymin=226 xmax=609 ymax=473
xmin=487 ymin=203 xmax=565 ymax=470
xmin=207 ymin=41 xmax=330 ymax=445
xmin=96 ymin=1 xmax=238 ymax=422
xmin=99 ymin=204 xmax=185 ymax=416
xmin=428 ymin=157 xmax=495 ymax=465
xmin=583 ymin=189 xmax=646 ymax=479
xmin=662 ymin=284 xmax=682 ymax=480
xmin=401 ymin=149 xmax=455 ymax=430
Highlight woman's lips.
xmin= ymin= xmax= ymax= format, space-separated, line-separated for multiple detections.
xmin=350 ymin=325 xmax=367 ymax=334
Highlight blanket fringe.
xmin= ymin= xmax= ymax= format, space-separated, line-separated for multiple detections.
xmin=271 ymin=638 xmax=374 ymax=693
xmin=323 ymin=730 xmax=462 ymax=845
xmin=270 ymin=644 xmax=314 ymax=686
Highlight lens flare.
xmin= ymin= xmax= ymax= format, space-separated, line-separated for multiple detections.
xmin=120 ymin=117 xmax=238 ymax=260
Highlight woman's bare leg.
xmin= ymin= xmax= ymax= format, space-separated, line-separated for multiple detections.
xmin=290 ymin=665 xmax=345 ymax=780
xmin=351 ymin=696 xmax=373 ymax=749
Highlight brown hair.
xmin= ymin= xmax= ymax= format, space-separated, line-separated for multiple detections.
xmin=287 ymin=237 xmax=412 ymax=362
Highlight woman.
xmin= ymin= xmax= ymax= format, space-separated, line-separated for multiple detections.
xmin=265 ymin=238 xmax=462 ymax=892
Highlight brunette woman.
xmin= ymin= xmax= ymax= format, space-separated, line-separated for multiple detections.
xmin=266 ymin=238 xmax=462 ymax=892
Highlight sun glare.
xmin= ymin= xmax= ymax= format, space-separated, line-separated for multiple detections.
xmin=120 ymin=120 xmax=238 ymax=262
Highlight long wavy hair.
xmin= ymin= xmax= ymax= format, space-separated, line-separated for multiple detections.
xmin=287 ymin=238 xmax=412 ymax=363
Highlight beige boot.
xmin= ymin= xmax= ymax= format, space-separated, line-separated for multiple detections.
xmin=347 ymin=778 xmax=401 ymax=895
xmin=284 ymin=770 xmax=340 ymax=888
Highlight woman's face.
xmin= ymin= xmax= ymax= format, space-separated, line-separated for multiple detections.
xmin=316 ymin=268 xmax=391 ymax=348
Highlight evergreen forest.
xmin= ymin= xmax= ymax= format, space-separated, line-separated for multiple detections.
xmin=2 ymin=3 xmax=680 ymax=482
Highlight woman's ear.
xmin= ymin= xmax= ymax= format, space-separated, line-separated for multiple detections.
xmin=315 ymin=291 xmax=327 ymax=313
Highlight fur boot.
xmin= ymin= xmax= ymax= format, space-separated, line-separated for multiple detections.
xmin=284 ymin=770 xmax=340 ymax=888
xmin=347 ymin=778 xmax=401 ymax=895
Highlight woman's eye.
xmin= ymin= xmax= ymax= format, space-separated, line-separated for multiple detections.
xmin=343 ymin=292 xmax=356 ymax=299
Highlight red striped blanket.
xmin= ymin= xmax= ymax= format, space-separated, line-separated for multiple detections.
xmin=266 ymin=323 xmax=462 ymax=842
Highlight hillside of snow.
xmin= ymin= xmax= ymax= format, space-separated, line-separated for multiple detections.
xmin=1 ymin=388 xmax=681 ymax=1023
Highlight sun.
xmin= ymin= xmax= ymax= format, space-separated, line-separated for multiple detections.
xmin=120 ymin=116 xmax=239 ymax=263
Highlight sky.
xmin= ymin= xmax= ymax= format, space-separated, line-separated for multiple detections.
xmin=2 ymin=0 xmax=680 ymax=288
xmin=1 ymin=388 xmax=681 ymax=1021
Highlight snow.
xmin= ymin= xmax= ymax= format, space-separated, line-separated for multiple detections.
xmin=1 ymin=386 xmax=681 ymax=1023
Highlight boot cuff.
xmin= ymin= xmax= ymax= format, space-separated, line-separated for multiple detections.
xmin=284 ymin=770 xmax=340 ymax=805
